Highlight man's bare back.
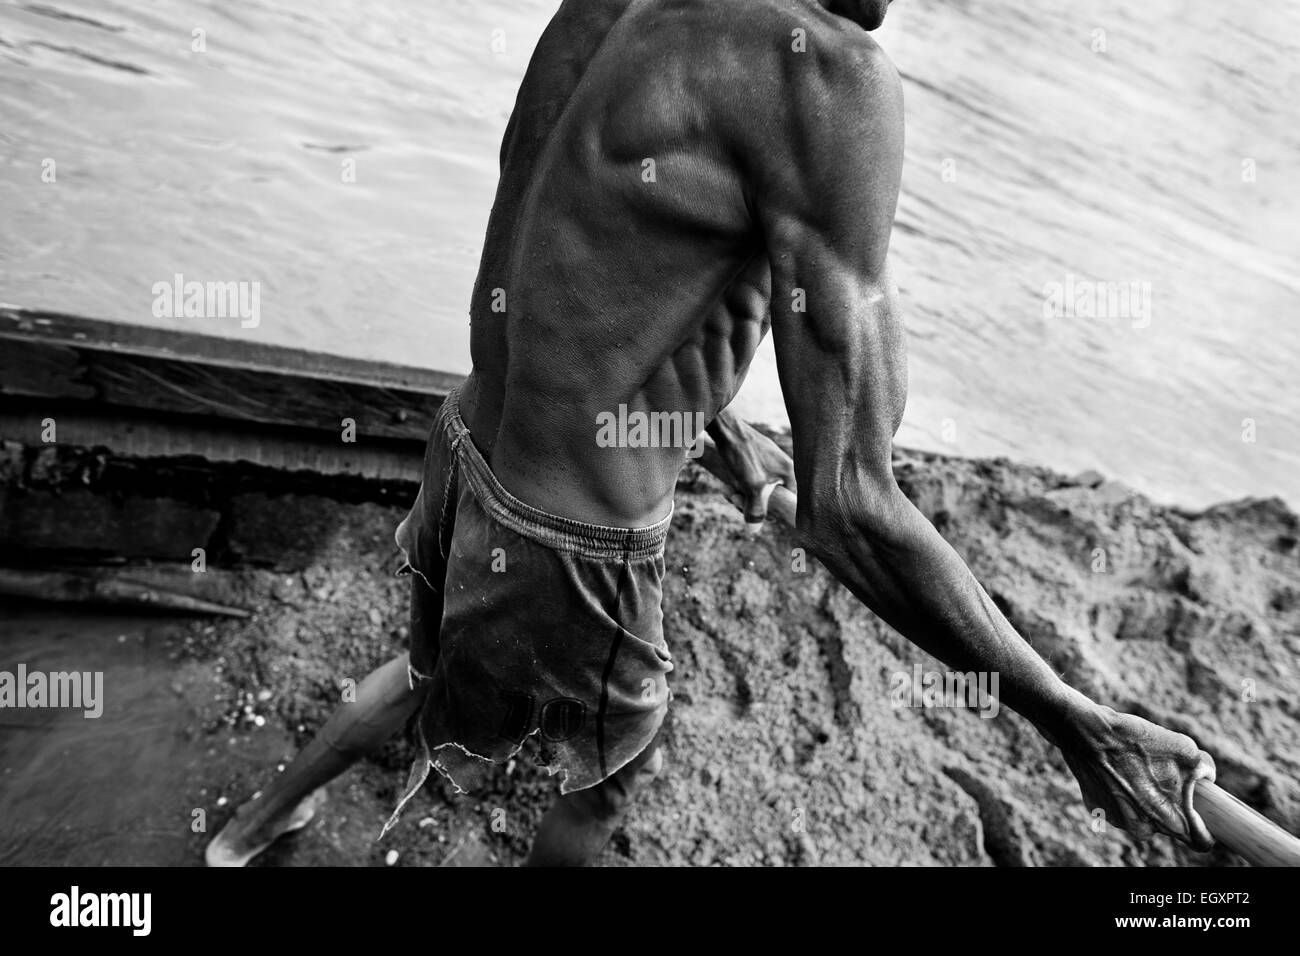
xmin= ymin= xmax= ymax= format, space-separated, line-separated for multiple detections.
xmin=209 ymin=0 xmax=1218 ymax=868
xmin=460 ymin=0 xmax=1215 ymax=851
xmin=461 ymin=0 xmax=891 ymax=528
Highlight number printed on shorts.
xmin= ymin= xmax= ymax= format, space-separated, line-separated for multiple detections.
xmin=497 ymin=692 xmax=587 ymax=744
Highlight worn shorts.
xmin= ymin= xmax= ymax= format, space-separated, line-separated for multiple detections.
xmin=381 ymin=385 xmax=674 ymax=836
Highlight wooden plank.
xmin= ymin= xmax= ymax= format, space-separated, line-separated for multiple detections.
xmin=0 ymin=307 xmax=461 ymax=392
xmin=0 ymin=410 xmax=424 ymax=484
xmin=0 ymin=307 xmax=456 ymax=442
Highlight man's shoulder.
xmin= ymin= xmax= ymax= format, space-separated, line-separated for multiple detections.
xmin=699 ymin=4 xmax=899 ymax=117
xmin=717 ymin=12 xmax=903 ymax=210
xmin=588 ymin=2 xmax=899 ymax=124
xmin=790 ymin=22 xmax=900 ymax=112
xmin=716 ymin=11 xmax=900 ymax=158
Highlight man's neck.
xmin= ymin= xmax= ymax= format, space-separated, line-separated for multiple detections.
xmin=806 ymin=0 xmax=886 ymax=32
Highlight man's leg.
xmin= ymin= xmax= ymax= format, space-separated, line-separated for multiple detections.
xmin=205 ymin=653 xmax=428 ymax=866
xmin=524 ymin=742 xmax=664 ymax=867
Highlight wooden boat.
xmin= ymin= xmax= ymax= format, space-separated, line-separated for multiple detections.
xmin=0 ymin=305 xmax=455 ymax=612
xmin=0 ymin=305 xmax=458 ymax=487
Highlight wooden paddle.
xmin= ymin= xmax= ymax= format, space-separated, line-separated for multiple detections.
xmin=700 ymin=462 xmax=1300 ymax=866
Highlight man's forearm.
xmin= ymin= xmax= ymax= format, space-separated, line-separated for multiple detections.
xmin=806 ymin=489 xmax=1098 ymax=742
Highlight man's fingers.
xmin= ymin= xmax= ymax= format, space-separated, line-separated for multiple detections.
xmin=741 ymin=481 xmax=782 ymax=534
xmin=1165 ymin=740 xmax=1215 ymax=851
xmin=1129 ymin=819 xmax=1155 ymax=844
xmin=1115 ymin=798 xmax=1155 ymax=844
xmin=1181 ymin=777 xmax=1214 ymax=851
xmin=1084 ymin=770 xmax=1160 ymax=846
xmin=1193 ymin=750 xmax=1217 ymax=786
xmin=777 ymin=460 xmax=797 ymax=494
xmin=1181 ymin=752 xmax=1217 ymax=851
xmin=1091 ymin=794 xmax=1151 ymax=843
xmin=1121 ymin=764 xmax=1211 ymax=850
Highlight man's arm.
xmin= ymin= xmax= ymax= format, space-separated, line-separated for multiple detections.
xmin=752 ymin=42 xmax=1213 ymax=848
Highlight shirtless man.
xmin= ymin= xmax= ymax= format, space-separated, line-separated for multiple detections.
xmin=208 ymin=0 xmax=1215 ymax=867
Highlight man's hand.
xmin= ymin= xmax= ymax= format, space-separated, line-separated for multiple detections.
xmin=702 ymin=410 xmax=796 ymax=531
xmin=1058 ymin=706 xmax=1216 ymax=850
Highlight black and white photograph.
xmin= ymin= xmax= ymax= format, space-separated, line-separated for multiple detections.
xmin=0 ymin=0 xmax=1295 ymax=930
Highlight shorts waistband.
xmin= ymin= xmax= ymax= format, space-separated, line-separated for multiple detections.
xmin=438 ymin=386 xmax=672 ymax=560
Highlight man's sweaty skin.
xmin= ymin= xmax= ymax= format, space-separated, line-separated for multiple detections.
xmin=459 ymin=0 xmax=1215 ymax=851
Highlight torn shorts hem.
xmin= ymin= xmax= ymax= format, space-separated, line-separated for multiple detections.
xmin=377 ymin=664 xmax=663 ymax=840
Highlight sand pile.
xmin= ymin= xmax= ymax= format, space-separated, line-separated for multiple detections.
xmin=182 ymin=449 xmax=1299 ymax=866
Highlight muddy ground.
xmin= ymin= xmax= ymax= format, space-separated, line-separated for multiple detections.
xmin=2 ymin=446 xmax=1297 ymax=866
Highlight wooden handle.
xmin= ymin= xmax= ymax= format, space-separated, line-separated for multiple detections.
xmin=767 ymin=483 xmax=799 ymax=528
xmin=700 ymin=457 xmax=1300 ymax=866
xmin=1194 ymin=781 xmax=1300 ymax=867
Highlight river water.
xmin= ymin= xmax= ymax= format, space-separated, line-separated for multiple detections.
xmin=1 ymin=0 xmax=1296 ymax=506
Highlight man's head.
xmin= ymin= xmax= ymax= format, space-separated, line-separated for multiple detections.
xmin=820 ymin=0 xmax=893 ymax=31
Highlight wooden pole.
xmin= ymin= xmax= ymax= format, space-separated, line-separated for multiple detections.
xmin=699 ymin=462 xmax=1300 ymax=865
xmin=0 ymin=567 xmax=250 ymax=619
xmin=1193 ymin=782 xmax=1300 ymax=867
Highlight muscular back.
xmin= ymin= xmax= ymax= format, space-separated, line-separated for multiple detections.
xmin=460 ymin=0 xmax=897 ymax=527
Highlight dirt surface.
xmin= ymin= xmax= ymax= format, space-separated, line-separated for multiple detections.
xmin=3 ymin=447 xmax=1298 ymax=866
